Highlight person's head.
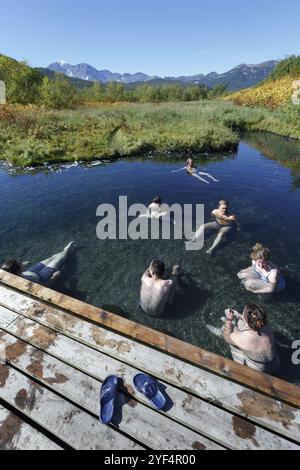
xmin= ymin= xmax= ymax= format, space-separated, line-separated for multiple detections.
xmin=243 ymin=304 xmax=268 ymax=335
xmin=153 ymin=196 xmax=162 ymax=205
xmin=219 ymin=200 xmax=229 ymax=215
xmin=186 ymin=158 xmax=194 ymax=167
xmin=251 ymin=243 xmax=272 ymax=267
xmin=1 ymin=259 xmax=22 ymax=276
xmin=149 ymin=260 xmax=165 ymax=278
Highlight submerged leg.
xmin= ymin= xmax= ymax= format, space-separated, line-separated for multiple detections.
xmin=191 ymin=173 xmax=210 ymax=184
xmin=206 ymin=324 xmax=224 ymax=338
xmin=206 ymin=226 xmax=231 ymax=254
xmin=40 ymin=242 xmax=77 ymax=270
xmin=198 ymin=172 xmax=219 ymax=183
xmin=186 ymin=221 xmax=218 ymax=245
xmin=243 ymin=278 xmax=274 ymax=293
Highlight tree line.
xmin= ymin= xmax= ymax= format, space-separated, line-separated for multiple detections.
xmin=0 ymin=54 xmax=228 ymax=109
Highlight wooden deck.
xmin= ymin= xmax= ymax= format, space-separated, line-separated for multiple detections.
xmin=0 ymin=270 xmax=299 ymax=451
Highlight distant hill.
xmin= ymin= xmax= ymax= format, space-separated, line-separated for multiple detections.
xmin=47 ymin=60 xmax=279 ymax=91
xmin=228 ymin=56 xmax=300 ymax=108
xmin=37 ymin=67 xmax=94 ymax=90
xmin=48 ymin=61 xmax=159 ymax=84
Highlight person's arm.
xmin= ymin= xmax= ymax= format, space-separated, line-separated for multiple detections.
xmin=223 ymin=320 xmax=236 ymax=346
xmin=142 ymin=269 xmax=152 ymax=281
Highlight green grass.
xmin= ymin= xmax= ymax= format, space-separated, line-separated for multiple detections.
xmin=0 ymin=101 xmax=300 ymax=166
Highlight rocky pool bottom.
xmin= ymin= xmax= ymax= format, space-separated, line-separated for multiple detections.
xmin=1 ymin=132 xmax=300 ymax=384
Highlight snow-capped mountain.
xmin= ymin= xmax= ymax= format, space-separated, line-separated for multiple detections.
xmin=48 ymin=61 xmax=159 ymax=83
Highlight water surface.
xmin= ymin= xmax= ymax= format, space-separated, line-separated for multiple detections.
xmin=1 ymin=132 xmax=300 ymax=383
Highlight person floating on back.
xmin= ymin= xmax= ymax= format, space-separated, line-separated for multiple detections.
xmin=140 ymin=260 xmax=180 ymax=317
xmin=172 ymin=158 xmax=219 ymax=185
xmin=186 ymin=200 xmax=238 ymax=254
xmin=238 ymin=243 xmax=286 ymax=294
xmin=1 ymin=241 xmax=77 ymax=287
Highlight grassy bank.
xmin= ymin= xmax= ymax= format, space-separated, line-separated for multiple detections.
xmin=0 ymin=101 xmax=300 ymax=167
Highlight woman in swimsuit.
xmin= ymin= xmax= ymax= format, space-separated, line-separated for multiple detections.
xmin=222 ymin=304 xmax=280 ymax=373
xmin=238 ymin=243 xmax=286 ymax=294
xmin=1 ymin=242 xmax=77 ymax=287
xmin=173 ymin=158 xmax=219 ymax=185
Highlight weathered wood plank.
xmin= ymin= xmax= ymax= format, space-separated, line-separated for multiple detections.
xmin=0 ymin=305 xmax=19 ymax=329
xmin=2 ymin=312 xmax=300 ymax=448
xmin=0 ymin=272 xmax=299 ymax=409
xmin=0 ymin=405 xmax=62 ymax=450
xmin=1 ymin=295 xmax=300 ymax=445
xmin=0 ymin=330 xmax=224 ymax=450
xmin=0 ymin=363 xmax=143 ymax=450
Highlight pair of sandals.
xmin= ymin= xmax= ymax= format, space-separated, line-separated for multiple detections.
xmin=100 ymin=374 xmax=166 ymax=425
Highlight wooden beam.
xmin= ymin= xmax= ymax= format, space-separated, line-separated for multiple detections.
xmin=0 ymin=270 xmax=299 ymax=408
xmin=1 ymin=308 xmax=300 ymax=445
xmin=0 ymin=330 xmax=225 ymax=451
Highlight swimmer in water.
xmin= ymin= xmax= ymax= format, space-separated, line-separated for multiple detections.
xmin=1 ymin=242 xmax=77 ymax=287
xmin=139 ymin=197 xmax=176 ymax=224
xmin=206 ymin=304 xmax=280 ymax=373
xmin=186 ymin=200 xmax=237 ymax=254
xmin=140 ymin=260 xmax=181 ymax=317
xmin=237 ymin=243 xmax=286 ymax=294
xmin=172 ymin=158 xmax=219 ymax=184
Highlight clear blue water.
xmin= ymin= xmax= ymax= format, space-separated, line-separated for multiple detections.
xmin=1 ymin=132 xmax=300 ymax=383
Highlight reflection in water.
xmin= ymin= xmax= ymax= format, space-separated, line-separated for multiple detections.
xmin=1 ymin=132 xmax=300 ymax=384
xmin=244 ymin=132 xmax=300 ymax=189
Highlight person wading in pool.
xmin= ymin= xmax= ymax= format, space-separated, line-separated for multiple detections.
xmin=222 ymin=304 xmax=280 ymax=373
xmin=237 ymin=243 xmax=286 ymax=294
xmin=186 ymin=200 xmax=238 ymax=254
xmin=140 ymin=260 xmax=180 ymax=317
xmin=1 ymin=242 xmax=77 ymax=287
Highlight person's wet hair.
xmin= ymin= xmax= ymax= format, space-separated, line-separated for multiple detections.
xmin=186 ymin=158 xmax=194 ymax=166
xmin=150 ymin=260 xmax=165 ymax=277
xmin=244 ymin=304 xmax=268 ymax=336
xmin=219 ymin=200 xmax=229 ymax=208
xmin=1 ymin=259 xmax=22 ymax=276
xmin=251 ymin=243 xmax=272 ymax=261
xmin=153 ymin=196 xmax=162 ymax=205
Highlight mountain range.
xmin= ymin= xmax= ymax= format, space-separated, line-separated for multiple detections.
xmin=48 ymin=60 xmax=279 ymax=91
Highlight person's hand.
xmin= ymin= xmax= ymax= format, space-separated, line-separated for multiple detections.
xmin=172 ymin=265 xmax=180 ymax=275
xmin=225 ymin=309 xmax=235 ymax=321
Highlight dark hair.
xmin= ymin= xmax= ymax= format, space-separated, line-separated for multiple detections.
xmin=251 ymin=243 xmax=272 ymax=261
xmin=153 ymin=196 xmax=162 ymax=205
xmin=244 ymin=304 xmax=267 ymax=335
xmin=150 ymin=260 xmax=165 ymax=277
xmin=1 ymin=259 xmax=22 ymax=276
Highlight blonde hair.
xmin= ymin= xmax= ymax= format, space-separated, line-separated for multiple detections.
xmin=251 ymin=243 xmax=272 ymax=261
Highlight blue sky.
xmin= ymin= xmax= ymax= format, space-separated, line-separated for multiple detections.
xmin=0 ymin=0 xmax=299 ymax=76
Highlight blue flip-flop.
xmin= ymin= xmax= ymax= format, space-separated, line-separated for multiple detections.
xmin=100 ymin=375 xmax=119 ymax=424
xmin=133 ymin=374 xmax=166 ymax=410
